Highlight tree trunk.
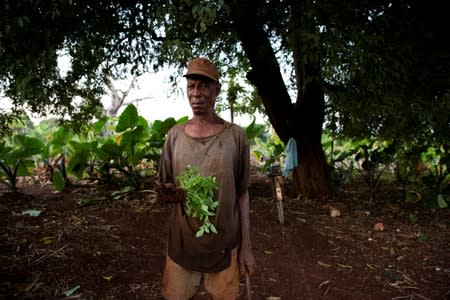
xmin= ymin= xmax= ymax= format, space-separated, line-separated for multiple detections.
xmin=103 ymin=75 xmax=137 ymax=117
xmin=293 ymin=136 xmax=331 ymax=198
xmin=226 ymin=0 xmax=332 ymax=198
xmin=291 ymin=63 xmax=332 ymax=198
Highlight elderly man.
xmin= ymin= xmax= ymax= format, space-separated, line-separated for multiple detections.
xmin=158 ymin=57 xmax=255 ymax=299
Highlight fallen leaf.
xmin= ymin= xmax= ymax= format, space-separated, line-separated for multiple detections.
xmin=103 ymin=275 xmax=113 ymax=281
xmin=318 ymin=280 xmax=330 ymax=288
xmin=374 ymin=223 xmax=384 ymax=231
xmin=317 ymin=261 xmax=332 ymax=267
xmin=42 ymin=236 xmax=55 ymax=245
xmin=264 ymin=250 xmax=273 ymax=255
xmin=22 ymin=209 xmax=42 ymax=217
xmin=64 ymin=285 xmax=80 ymax=297
xmin=330 ymin=208 xmax=341 ymax=218
xmin=337 ymin=263 xmax=353 ymax=269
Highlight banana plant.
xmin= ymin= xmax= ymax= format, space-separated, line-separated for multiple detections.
xmin=0 ymin=135 xmax=43 ymax=192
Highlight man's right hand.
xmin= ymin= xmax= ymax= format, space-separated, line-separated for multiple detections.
xmin=156 ymin=183 xmax=186 ymax=205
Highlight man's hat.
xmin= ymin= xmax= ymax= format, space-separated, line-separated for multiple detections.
xmin=183 ymin=58 xmax=219 ymax=82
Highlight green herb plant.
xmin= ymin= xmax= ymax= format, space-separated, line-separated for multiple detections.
xmin=177 ymin=165 xmax=219 ymax=238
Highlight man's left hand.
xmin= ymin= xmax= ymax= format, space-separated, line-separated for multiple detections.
xmin=239 ymin=245 xmax=256 ymax=275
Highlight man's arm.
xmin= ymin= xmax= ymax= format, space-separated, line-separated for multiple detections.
xmin=238 ymin=189 xmax=256 ymax=275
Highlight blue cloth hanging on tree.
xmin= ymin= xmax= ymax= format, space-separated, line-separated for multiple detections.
xmin=283 ymin=137 xmax=298 ymax=176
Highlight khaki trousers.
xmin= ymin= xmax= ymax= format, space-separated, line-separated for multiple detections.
xmin=162 ymin=248 xmax=239 ymax=300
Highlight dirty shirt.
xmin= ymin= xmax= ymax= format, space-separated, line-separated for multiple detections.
xmin=158 ymin=120 xmax=250 ymax=273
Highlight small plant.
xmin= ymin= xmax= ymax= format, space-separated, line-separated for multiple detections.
xmin=354 ymin=141 xmax=394 ymax=203
xmin=176 ymin=165 xmax=219 ymax=238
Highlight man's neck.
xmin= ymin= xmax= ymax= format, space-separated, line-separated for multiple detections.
xmin=185 ymin=114 xmax=224 ymax=137
xmin=190 ymin=113 xmax=221 ymax=125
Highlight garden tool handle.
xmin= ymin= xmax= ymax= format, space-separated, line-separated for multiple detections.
xmin=245 ymin=272 xmax=253 ymax=300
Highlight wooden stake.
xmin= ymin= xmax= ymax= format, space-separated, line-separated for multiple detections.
xmin=245 ymin=273 xmax=253 ymax=300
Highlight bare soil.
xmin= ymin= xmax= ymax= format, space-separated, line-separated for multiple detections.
xmin=0 ymin=173 xmax=449 ymax=299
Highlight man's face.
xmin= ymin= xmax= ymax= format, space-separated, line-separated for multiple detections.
xmin=186 ymin=77 xmax=220 ymax=116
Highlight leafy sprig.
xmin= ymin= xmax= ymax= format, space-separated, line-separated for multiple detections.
xmin=177 ymin=165 xmax=219 ymax=237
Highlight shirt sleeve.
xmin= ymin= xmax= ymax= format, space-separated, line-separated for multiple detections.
xmin=158 ymin=130 xmax=174 ymax=185
xmin=236 ymin=126 xmax=250 ymax=195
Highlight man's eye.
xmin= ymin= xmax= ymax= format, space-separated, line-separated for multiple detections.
xmin=187 ymin=82 xmax=210 ymax=90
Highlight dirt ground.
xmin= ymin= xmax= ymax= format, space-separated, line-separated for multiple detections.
xmin=0 ymin=173 xmax=449 ymax=299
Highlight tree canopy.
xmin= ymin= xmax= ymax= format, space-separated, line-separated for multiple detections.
xmin=1 ymin=0 xmax=449 ymax=197
xmin=2 ymin=0 xmax=448 ymax=141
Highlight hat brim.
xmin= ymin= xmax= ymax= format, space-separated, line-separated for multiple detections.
xmin=183 ymin=71 xmax=218 ymax=82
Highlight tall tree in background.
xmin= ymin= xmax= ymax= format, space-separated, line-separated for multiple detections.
xmin=1 ymin=0 xmax=449 ymax=198
xmin=103 ymin=75 xmax=137 ymax=117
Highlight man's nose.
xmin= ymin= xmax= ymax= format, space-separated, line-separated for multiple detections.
xmin=191 ymin=85 xmax=202 ymax=95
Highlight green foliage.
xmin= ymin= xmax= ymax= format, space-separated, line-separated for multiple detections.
xmin=244 ymin=118 xmax=265 ymax=145
xmin=326 ymin=137 xmax=395 ymax=202
xmin=251 ymin=130 xmax=285 ymax=173
xmin=6 ymin=104 xmax=179 ymax=195
xmin=329 ymin=138 xmax=403 ymax=202
xmin=67 ymin=140 xmax=97 ymax=178
xmin=32 ymin=122 xmax=71 ymax=170
xmin=215 ymin=74 xmax=265 ymax=120
xmin=147 ymin=116 xmax=187 ymax=161
xmin=62 ymin=104 xmax=182 ymax=191
xmin=321 ymin=132 xmax=450 ymax=208
xmin=67 ymin=118 xmax=116 ymax=182
xmin=386 ymin=143 xmax=449 ymax=208
xmin=322 ymin=131 xmax=356 ymax=187
xmin=415 ymin=146 xmax=450 ymax=208
xmin=2 ymin=0 xmax=449 ymax=200
xmin=52 ymin=169 xmax=65 ymax=192
xmin=0 ymin=135 xmax=43 ymax=192
xmin=391 ymin=142 xmax=424 ymax=199
xmin=322 ymin=2 xmax=450 ymax=144
xmin=177 ymin=165 xmax=219 ymax=238
xmin=76 ymin=104 xmax=150 ymax=190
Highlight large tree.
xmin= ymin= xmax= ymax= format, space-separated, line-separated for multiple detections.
xmin=1 ymin=0 xmax=449 ymax=198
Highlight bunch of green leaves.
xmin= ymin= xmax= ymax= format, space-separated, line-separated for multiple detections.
xmin=177 ymin=165 xmax=219 ymax=238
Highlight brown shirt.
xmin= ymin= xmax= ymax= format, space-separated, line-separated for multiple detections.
xmin=158 ymin=120 xmax=250 ymax=272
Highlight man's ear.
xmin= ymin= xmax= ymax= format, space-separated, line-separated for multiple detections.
xmin=215 ymin=83 xmax=221 ymax=96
